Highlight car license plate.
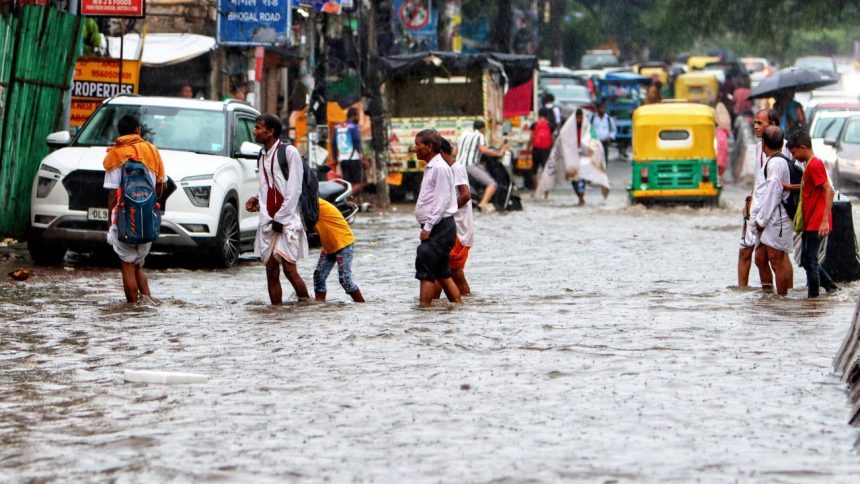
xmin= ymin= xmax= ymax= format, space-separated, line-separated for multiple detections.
xmin=87 ymin=207 xmax=109 ymax=221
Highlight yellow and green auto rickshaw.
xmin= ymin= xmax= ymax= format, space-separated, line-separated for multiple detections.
xmin=628 ymin=102 xmax=721 ymax=206
xmin=673 ymin=72 xmax=720 ymax=106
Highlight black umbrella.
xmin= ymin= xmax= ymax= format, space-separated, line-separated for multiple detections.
xmin=749 ymin=66 xmax=839 ymax=99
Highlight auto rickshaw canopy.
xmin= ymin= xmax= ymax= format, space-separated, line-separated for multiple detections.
xmin=633 ymin=102 xmax=716 ymax=161
xmin=673 ymin=72 xmax=720 ymax=105
xmin=687 ymin=55 xmax=721 ymax=71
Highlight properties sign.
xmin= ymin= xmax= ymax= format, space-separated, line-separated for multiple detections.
xmin=70 ymin=57 xmax=140 ymax=128
xmin=217 ymin=0 xmax=293 ymax=46
xmin=80 ymin=0 xmax=146 ymax=17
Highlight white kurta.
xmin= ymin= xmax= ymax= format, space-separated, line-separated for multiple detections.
xmin=751 ymin=154 xmax=792 ymax=253
xmin=535 ymin=112 xmax=610 ymax=197
xmin=254 ymin=142 xmax=309 ymax=264
xmin=743 ymin=142 xmax=792 ymax=248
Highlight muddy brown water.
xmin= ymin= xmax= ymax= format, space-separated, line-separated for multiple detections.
xmin=2 ymin=165 xmax=860 ymax=482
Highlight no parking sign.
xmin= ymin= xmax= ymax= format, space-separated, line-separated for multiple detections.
xmin=392 ymin=0 xmax=437 ymax=49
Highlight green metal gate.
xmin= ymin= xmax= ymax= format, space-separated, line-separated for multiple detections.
xmin=0 ymin=5 xmax=82 ymax=238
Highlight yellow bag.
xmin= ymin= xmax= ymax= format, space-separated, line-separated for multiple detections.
xmin=793 ymin=180 xmax=804 ymax=233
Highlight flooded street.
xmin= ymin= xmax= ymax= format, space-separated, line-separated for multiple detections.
xmin=3 ymin=163 xmax=860 ymax=482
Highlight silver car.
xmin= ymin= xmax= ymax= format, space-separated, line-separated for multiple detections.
xmin=825 ymin=115 xmax=860 ymax=192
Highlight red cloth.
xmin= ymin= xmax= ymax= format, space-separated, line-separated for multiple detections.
xmin=733 ymin=87 xmax=751 ymax=115
xmin=802 ymin=157 xmax=832 ymax=231
xmin=716 ymin=128 xmax=729 ymax=175
xmin=503 ymin=79 xmax=534 ymax=117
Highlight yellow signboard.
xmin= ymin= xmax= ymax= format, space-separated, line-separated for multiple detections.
xmin=70 ymin=57 xmax=140 ymax=127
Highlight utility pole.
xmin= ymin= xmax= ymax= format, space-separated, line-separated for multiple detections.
xmin=493 ymin=0 xmax=512 ymax=53
xmin=548 ymin=0 xmax=564 ymax=66
xmin=363 ymin=0 xmax=389 ymax=208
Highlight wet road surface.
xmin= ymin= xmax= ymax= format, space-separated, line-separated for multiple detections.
xmin=2 ymin=163 xmax=860 ymax=482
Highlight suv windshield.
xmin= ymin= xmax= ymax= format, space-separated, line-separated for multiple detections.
xmin=581 ymin=54 xmax=618 ymax=70
xmin=76 ymin=104 xmax=226 ymax=155
xmin=543 ymin=83 xmax=591 ymax=104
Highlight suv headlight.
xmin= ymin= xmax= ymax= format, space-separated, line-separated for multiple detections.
xmin=36 ymin=164 xmax=61 ymax=198
xmin=181 ymin=174 xmax=214 ymax=207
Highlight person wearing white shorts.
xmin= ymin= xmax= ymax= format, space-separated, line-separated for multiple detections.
xmin=102 ymin=114 xmax=166 ymax=303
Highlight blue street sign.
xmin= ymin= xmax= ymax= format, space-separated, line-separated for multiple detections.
xmin=217 ymin=0 xmax=293 ymax=46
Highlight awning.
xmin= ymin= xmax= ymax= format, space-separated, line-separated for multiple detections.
xmin=107 ymin=33 xmax=216 ymax=67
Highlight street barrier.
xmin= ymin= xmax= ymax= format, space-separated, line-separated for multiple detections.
xmin=822 ymin=199 xmax=860 ymax=283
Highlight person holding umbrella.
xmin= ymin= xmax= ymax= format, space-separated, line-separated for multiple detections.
xmin=774 ymin=89 xmax=805 ymax=134
xmin=749 ymin=66 xmax=837 ymax=132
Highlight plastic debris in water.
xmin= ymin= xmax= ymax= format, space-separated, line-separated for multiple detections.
xmin=123 ymin=370 xmax=208 ymax=385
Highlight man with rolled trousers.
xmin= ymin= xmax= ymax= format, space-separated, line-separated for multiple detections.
xmin=413 ymin=129 xmax=462 ymax=307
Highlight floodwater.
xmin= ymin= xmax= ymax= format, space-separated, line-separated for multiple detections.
xmin=2 ymin=163 xmax=860 ymax=482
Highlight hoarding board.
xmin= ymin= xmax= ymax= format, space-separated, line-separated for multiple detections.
xmin=70 ymin=57 xmax=140 ymax=128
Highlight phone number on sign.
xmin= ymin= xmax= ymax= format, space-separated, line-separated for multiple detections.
xmin=88 ymin=0 xmax=135 ymax=5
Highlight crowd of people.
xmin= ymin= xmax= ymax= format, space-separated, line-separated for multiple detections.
xmin=100 ymin=99 xmax=840 ymax=305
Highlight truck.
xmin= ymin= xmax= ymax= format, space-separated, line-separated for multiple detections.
xmin=381 ymin=52 xmax=508 ymax=202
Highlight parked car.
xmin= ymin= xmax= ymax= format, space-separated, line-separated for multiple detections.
xmin=804 ymin=91 xmax=860 ymax=120
xmin=541 ymin=76 xmax=593 ymax=119
xmin=580 ymin=49 xmax=619 ymax=70
xmin=29 ymin=95 xmax=262 ymax=267
xmin=807 ymin=103 xmax=860 ymax=163
xmin=740 ymin=57 xmax=774 ymax=87
xmin=704 ymin=61 xmax=751 ymax=90
xmin=824 ymin=115 xmax=860 ymax=192
xmin=794 ymin=56 xmax=838 ymax=75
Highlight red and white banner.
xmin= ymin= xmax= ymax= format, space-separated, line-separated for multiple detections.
xmin=81 ymin=0 xmax=145 ymax=18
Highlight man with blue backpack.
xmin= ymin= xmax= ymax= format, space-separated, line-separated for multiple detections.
xmin=103 ymin=115 xmax=166 ymax=303
xmin=332 ymin=108 xmax=364 ymax=196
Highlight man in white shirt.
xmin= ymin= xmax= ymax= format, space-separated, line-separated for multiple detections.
xmin=414 ymin=129 xmax=462 ymax=307
xmin=590 ymin=103 xmax=617 ymax=161
xmin=738 ymin=108 xmax=793 ymax=288
xmin=245 ymin=113 xmax=310 ymax=305
xmin=440 ymin=138 xmax=473 ymax=296
xmin=751 ymin=125 xmax=793 ymax=295
xmin=456 ymin=120 xmax=508 ymax=212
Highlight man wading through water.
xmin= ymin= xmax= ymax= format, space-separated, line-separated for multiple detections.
xmin=738 ymin=108 xmax=793 ymax=288
xmin=245 ymin=114 xmax=310 ymax=305
xmin=751 ymin=126 xmax=793 ymax=295
xmin=414 ymin=129 xmax=462 ymax=307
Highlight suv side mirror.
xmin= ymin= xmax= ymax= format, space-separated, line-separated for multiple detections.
xmin=824 ymin=136 xmax=838 ymax=147
xmin=46 ymin=131 xmax=71 ymax=148
xmin=236 ymin=141 xmax=262 ymax=158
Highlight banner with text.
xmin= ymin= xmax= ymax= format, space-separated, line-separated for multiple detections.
xmin=70 ymin=57 xmax=140 ymax=128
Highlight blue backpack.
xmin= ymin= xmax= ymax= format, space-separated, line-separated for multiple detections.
xmin=115 ymin=160 xmax=161 ymax=244
xmin=335 ymin=123 xmax=356 ymax=158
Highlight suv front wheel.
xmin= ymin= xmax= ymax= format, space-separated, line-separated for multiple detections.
xmin=28 ymin=231 xmax=67 ymax=265
xmin=210 ymin=203 xmax=240 ymax=268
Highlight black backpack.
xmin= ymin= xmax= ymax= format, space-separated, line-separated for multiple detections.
xmin=263 ymin=142 xmax=319 ymax=231
xmin=764 ymin=153 xmax=803 ymax=219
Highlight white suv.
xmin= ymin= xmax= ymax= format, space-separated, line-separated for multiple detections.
xmin=29 ymin=95 xmax=262 ymax=267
